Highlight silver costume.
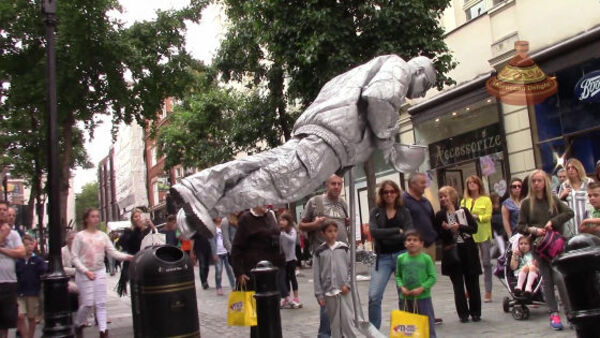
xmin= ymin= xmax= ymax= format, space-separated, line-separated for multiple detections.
xmin=172 ymin=55 xmax=436 ymax=238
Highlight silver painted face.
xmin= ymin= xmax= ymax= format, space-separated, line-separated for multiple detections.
xmin=406 ymin=56 xmax=436 ymax=99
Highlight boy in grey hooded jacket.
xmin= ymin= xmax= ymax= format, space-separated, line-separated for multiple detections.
xmin=313 ymin=221 xmax=360 ymax=338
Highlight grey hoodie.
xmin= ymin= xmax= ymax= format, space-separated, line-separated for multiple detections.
xmin=313 ymin=241 xmax=351 ymax=299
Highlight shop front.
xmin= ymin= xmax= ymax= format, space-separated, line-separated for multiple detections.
xmin=532 ymin=55 xmax=600 ymax=174
xmin=412 ymin=95 xmax=510 ymax=207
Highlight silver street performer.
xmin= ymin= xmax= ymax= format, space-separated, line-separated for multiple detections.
xmin=171 ymin=55 xmax=437 ymax=238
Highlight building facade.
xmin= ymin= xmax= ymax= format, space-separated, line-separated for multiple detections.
xmin=113 ymin=121 xmax=149 ymax=220
xmin=396 ymin=0 xmax=600 ymax=210
xmin=98 ymin=148 xmax=119 ymax=222
xmin=144 ymin=98 xmax=187 ymax=225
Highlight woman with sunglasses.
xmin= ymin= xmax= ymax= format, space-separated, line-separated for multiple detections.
xmin=460 ymin=175 xmax=493 ymax=303
xmin=502 ymin=178 xmax=523 ymax=238
xmin=367 ymin=180 xmax=414 ymax=329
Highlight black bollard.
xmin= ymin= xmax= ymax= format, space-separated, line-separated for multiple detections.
xmin=552 ymin=234 xmax=600 ymax=338
xmin=251 ymin=261 xmax=283 ymax=338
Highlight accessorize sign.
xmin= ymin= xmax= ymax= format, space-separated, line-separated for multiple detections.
xmin=574 ymin=70 xmax=600 ymax=103
xmin=429 ymin=124 xmax=503 ymax=168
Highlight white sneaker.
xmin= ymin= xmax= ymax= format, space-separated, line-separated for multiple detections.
xmin=290 ymin=298 xmax=303 ymax=309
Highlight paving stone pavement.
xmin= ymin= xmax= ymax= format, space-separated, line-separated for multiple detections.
xmin=25 ymin=260 xmax=576 ymax=337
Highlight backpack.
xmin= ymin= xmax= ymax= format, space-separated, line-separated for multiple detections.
xmin=314 ymin=195 xmax=348 ymax=219
xmin=535 ymin=230 xmax=566 ymax=261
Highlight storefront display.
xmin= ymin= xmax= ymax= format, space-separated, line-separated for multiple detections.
xmin=415 ymin=97 xmax=508 ymax=202
xmin=533 ymin=56 xmax=600 ymax=175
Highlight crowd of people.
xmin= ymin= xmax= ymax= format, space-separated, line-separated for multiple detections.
xmin=0 ymin=159 xmax=599 ymax=338
xmin=222 ymin=159 xmax=600 ymax=338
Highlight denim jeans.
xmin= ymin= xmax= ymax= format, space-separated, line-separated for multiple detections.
xmin=368 ymin=251 xmax=404 ymax=329
xmin=398 ymin=297 xmax=436 ymax=338
xmin=318 ymin=304 xmax=331 ymax=338
xmin=214 ymin=254 xmax=235 ymax=289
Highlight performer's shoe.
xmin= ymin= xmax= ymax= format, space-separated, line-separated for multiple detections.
xmin=170 ymin=186 xmax=215 ymax=238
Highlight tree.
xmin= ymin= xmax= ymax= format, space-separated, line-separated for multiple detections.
xmin=156 ymin=70 xmax=281 ymax=170
xmin=74 ymin=182 xmax=98 ymax=229
xmin=160 ymin=1 xmax=456 ymax=209
xmin=1 ymin=0 xmax=205 ymax=228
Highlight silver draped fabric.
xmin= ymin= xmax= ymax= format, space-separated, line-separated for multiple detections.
xmin=173 ymin=55 xmax=436 ymax=238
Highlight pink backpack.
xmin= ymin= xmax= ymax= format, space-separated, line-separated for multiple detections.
xmin=535 ymin=230 xmax=566 ymax=261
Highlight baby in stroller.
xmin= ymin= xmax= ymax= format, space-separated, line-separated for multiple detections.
xmin=497 ymin=234 xmax=544 ymax=320
xmin=510 ymin=235 xmax=538 ymax=298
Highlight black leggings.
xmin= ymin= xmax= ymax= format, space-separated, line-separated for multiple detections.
xmin=285 ymin=260 xmax=298 ymax=292
xmin=449 ymin=271 xmax=481 ymax=319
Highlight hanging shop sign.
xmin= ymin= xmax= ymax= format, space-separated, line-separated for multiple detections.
xmin=486 ymin=41 xmax=557 ymax=105
xmin=429 ymin=124 xmax=503 ymax=168
xmin=574 ymin=70 xmax=600 ymax=103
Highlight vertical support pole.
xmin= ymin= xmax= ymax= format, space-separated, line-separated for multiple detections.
xmin=41 ymin=0 xmax=73 ymax=336
xmin=347 ymin=168 xmax=386 ymax=338
xmin=348 ymin=167 xmax=361 ymax=326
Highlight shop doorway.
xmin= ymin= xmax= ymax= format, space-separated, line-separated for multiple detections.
xmin=437 ymin=152 xmax=507 ymax=198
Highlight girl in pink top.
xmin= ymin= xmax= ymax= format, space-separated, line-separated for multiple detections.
xmin=71 ymin=208 xmax=132 ymax=338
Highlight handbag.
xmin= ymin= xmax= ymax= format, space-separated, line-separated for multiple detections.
xmin=227 ymin=287 xmax=257 ymax=326
xmin=534 ymin=230 xmax=566 ymax=261
xmin=442 ymin=244 xmax=461 ymax=266
xmin=390 ymin=298 xmax=430 ymax=338
xmin=140 ymin=229 xmax=166 ymax=250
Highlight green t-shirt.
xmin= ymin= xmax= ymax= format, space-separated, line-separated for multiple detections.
xmin=589 ymin=208 xmax=600 ymax=219
xmin=395 ymin=252 xmax=436 ymax=300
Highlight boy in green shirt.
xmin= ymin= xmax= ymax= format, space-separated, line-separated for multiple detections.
xmin=580 ymin=182 xmax=600 ymax=237
xmin=396 ymin=229 xmax=437 ymax=338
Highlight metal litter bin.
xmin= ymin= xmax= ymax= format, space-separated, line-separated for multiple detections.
xmin=130 ymin=245 xmax=200 ymax=337
xmin=553 ymin=234 xmax=600 ymax=338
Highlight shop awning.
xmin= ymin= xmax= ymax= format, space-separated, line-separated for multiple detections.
xmin=408 ymin=73 xmax=491 ymax=124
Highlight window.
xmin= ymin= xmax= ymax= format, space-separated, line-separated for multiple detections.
xmin=160 ymin=103 xmax=168 ymax=119
xmin=534 ymin=57 xmax=600 ymax=174
xmin=152 ymin=181 xmax=159 ymax=206
xmin=150 ymin=146 xmax=158 ymax=167
xmin=465 ymin=1 xmax=486 ymax=21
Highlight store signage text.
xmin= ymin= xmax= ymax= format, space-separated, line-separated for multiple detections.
xmin=429 ymin=124 xmax=503 ymax=168
xmin=574 ymin=70 xmax=600 ymax=103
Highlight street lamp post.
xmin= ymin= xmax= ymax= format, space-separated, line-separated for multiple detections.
xmin=41 ymin=0 xmax=73 ymax=337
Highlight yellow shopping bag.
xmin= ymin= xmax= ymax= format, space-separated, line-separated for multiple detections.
xmin=227 ymin=290 xmax=257 ymax=326
xmin=389 ymin=299 xmax=430 ymax=338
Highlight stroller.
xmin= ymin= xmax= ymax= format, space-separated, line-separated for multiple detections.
xmin=494 ymin=236 xmax=545 ymax=320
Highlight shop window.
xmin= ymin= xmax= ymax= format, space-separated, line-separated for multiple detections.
xmin=571 ymin=130 xmax=600 ymax=173
xmin=538 ymin=139 xmax=567 ymax=174
xmin=534 ymin=56 xmax=600 ymax=174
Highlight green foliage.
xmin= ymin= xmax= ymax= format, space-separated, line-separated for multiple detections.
xmin=216 ymin=0 xmax=456 ymax=105
xmin=159 ymin=0 xmax=456 ymax=170
xmin=1 ymin=0 xmax=205 ymax=215
xmin=156 ymin=70 xmax=280 ymax=169
xmin=74 ymin=181 xmax=98 ymax=228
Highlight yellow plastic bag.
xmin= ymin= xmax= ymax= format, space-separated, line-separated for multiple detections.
xmin=227 ymin=290 xmax=257 ymax=326
xmin=389 ymin=303 xmax=430 ymax=338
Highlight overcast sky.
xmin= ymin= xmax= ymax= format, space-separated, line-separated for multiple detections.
xmin=73 ymin=1 xmax=224 ymax=193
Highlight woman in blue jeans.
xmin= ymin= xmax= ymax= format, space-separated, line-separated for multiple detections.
xmin=367 ymin=180 xmax=414 ymax=329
